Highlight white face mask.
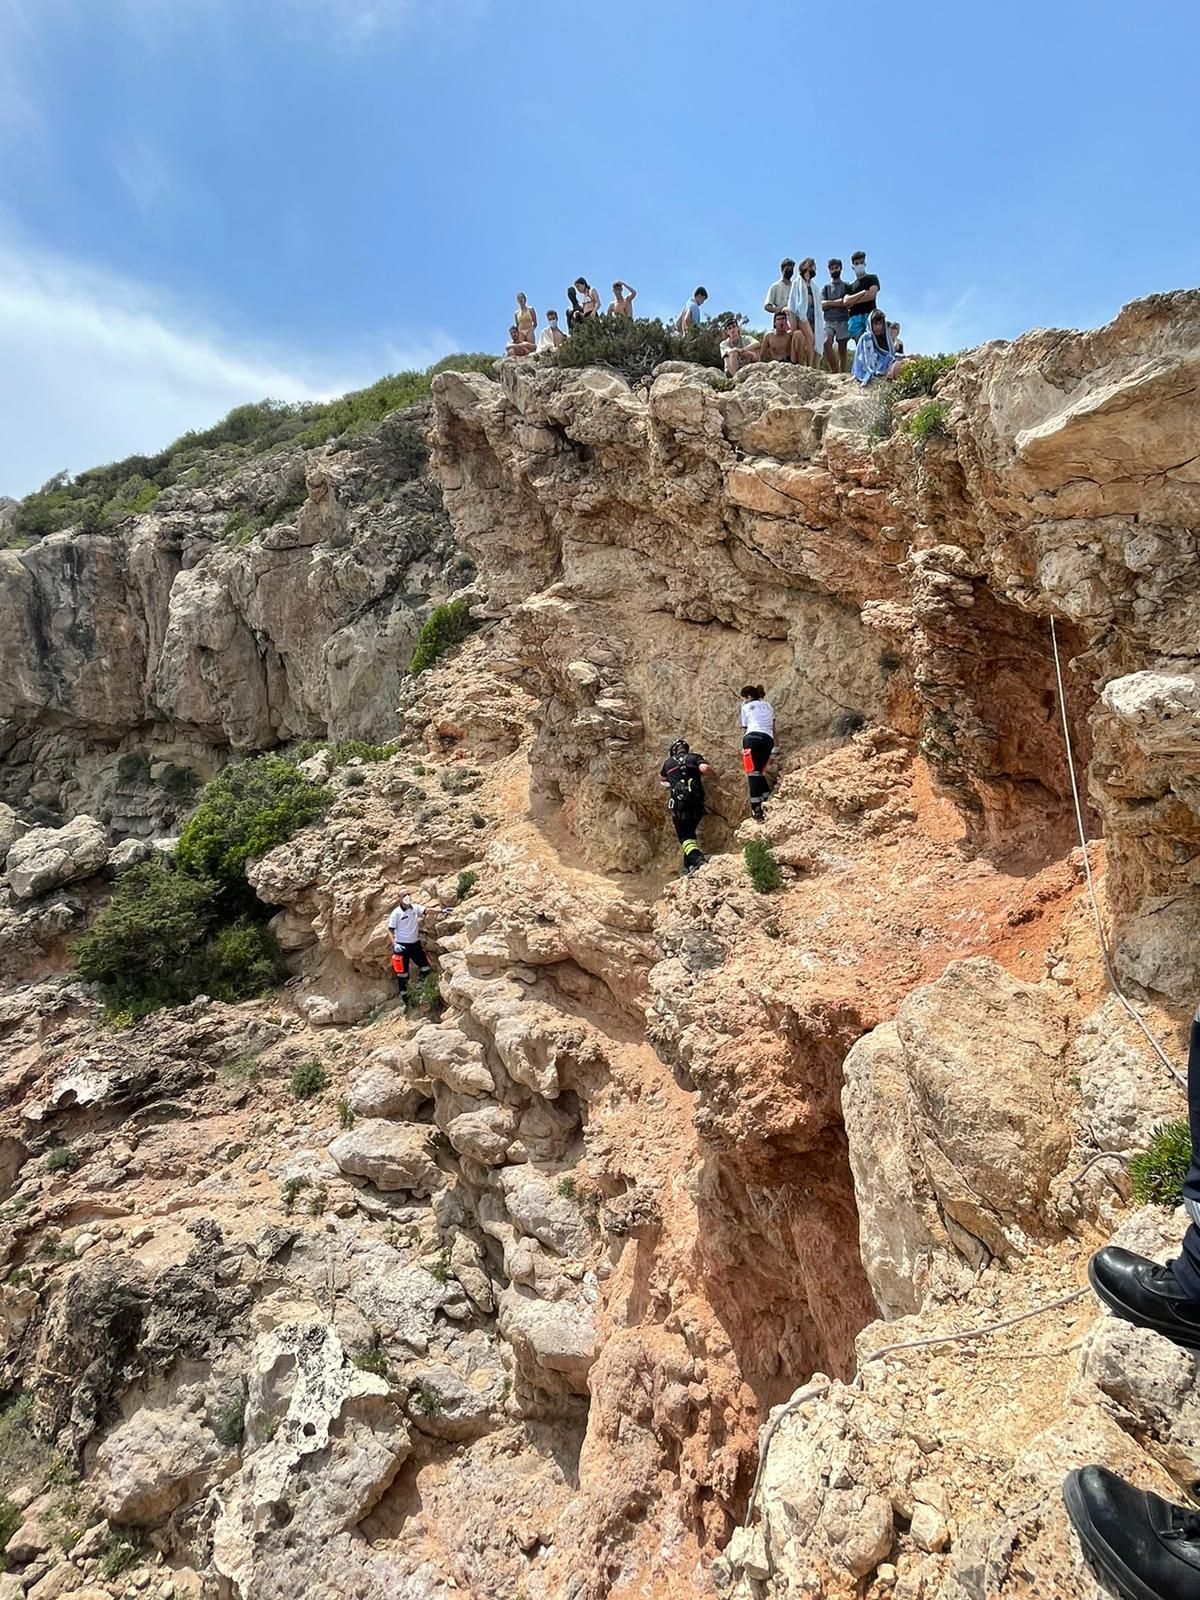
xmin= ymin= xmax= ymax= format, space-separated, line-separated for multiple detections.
xmin=853 ymin=262 xmax=867 ymax=276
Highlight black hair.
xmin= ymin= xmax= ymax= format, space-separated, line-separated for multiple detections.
xmin=694 ymin=286 xmax=707 ymax=298
xmin=740 ymin=684 xmax=766 ymax=700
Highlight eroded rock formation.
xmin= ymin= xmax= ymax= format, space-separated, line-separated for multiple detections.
xmin=2 ymin=291 xmax=1199 ymax=1600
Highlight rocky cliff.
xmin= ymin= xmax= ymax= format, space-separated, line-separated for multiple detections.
xmin=1 ymin=290 xmax=1199 ymax=1600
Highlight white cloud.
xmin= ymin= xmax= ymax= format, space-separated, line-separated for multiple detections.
xmin=0 ymin=235 xmax=457 ymax=497
xmin=113 ymin=136 xmax=177 ymax=219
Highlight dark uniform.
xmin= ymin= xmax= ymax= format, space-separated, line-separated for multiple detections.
xmin=660 ymin=749 xmax=708 ymax=874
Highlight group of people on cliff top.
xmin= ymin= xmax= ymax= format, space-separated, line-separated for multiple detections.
xmin=504 ymin=248 xmax=913 ymax=388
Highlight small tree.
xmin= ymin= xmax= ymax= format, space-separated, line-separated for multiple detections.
xmin=177 ymin=755 xmax=329 ymax=888
xmin=410 ymin=598 xmax=473 ymax=674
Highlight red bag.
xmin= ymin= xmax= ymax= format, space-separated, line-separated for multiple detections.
xmin=742 ymin=746 xmax=755 ymax=774
xmin=391 ymin=952 xmax=406 ymax=975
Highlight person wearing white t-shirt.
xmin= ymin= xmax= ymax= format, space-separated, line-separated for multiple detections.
xmin=386 ymin=893 xmax=442 ymax=1002
xmin=738 ymin=685 xmax=776 ymax=822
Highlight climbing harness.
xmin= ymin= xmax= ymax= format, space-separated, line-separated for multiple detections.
xmin=1049 ymin=616 xmax=1185 ymax=1089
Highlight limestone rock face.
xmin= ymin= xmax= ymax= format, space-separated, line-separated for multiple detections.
xmin=5 ymin=815 xmax=108 ymax=899
xmin=843 ymin=959 xmax=1072 ymax=1315
xmin=93 ymin=1403 xmax=221 ymax=1526
xmin=0 ymin=414 xmax=469 ymax=826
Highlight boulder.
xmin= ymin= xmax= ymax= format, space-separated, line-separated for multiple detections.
xmin=0 ymin=803 xmax=27 ymax=866
xmin=405 ymin=1363 xmax=494 ymax=1441
xmin=6 ymin=816 xmax=109 ymax=899
xmin=93 ymin=1404 xmax=221 ymax=1527
xmin=497 ymin=1282 xmax=596 ymax=1392
xmin=346 ymin=1063 xmax=425 ymax=1121
xmin=496 ymin=1166 xmax=594 ymax=1257
xmin=329 ymin=1120 xmax=441 ymax=1194
xmin=445 ymin=1104 xmax=518 ymax=1167
xmin=842 ymin=957 xmax=1072 ymax=1316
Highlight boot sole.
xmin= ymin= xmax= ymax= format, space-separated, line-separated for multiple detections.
xmin=1087 ymin=1258 xmax=1200 ymax=1352
xmin=1062 ymin=1471 xmax=1165 ymax=1600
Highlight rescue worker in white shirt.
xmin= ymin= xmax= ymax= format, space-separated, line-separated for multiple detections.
xmin=739 ymin=685 xmax=776 ymax=822
xmin=386 ymin=893 xmax=444 ymax=1002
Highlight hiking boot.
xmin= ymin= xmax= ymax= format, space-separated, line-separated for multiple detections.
xmin=1088 ymin=1247 xmax=1200 ymax=1352
xmin=682 ymin=851 xmax=706 ymax=877
xmin=750 ymin=802 xmax=765 ymax=822
xmin=1063 ymin=1465 xmax=1200 ymax=1600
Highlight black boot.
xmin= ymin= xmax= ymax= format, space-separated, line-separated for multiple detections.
xmin=750 ymin=801 xmax=765 ymax=822
xmin=1088 ymin=1247 xmax=1200 ymax=1352
xmin=682 ymin=850 xmax=706 ymax=877
xmin=1064 ymin=1466 xmax=1200 ymax=1600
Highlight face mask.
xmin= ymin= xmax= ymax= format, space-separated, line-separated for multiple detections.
xmin=853 ymin=263 xmax=867 ymax=276
xmin=400 ymin=897 xmax=412 ymax=909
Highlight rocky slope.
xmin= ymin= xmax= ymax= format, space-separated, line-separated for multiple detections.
xmin=1 ymin=290 xmax=1199 ymax=1600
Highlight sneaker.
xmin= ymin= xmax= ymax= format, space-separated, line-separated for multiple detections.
xmin=1088 ymin=1247 xmax=1200 ymax=1352
xmin=1063 ymin=1465 xmax=1200 ymax=1600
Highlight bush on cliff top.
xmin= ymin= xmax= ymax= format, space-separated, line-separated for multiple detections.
xmin=177 ymin=755 xmax=329 ymax=889
xmin=11 ymin=354 xmax=497 ymax=542
xmin=552 ymin=313 xmax=724 ymax=385
xmin=891 ymin=353 xmax=957 ymax=399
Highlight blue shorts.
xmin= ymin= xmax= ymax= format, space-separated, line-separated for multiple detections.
xmin=847 ymin=313 xmax=868 ymax=338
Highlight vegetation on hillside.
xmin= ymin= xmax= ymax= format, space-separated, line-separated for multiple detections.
xmin=72 ymin=754 xmax=330 ymax=1020
xmin=551 ymin=313 xmax=726 ymax=385
xmin=8 ymin=353 xmax=496 ymax=545
xmin=410 ymin=596 xmax=474 ymax=673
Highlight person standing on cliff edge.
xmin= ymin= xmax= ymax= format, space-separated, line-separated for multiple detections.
xmin=660 ymin=740 xmax=715 ymax=875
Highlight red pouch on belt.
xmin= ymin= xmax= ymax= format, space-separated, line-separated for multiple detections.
xmin=742 ymin=746 xmax=755 ymax=774
xmin=391 ymin=953 xmax=406 ymax=974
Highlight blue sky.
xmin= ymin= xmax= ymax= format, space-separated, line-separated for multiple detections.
xmin=1 ymin=0 xmax=1196 ymax=497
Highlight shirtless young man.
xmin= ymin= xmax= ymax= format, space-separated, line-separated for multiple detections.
xmin=758 ymin=310 xmax=801 ymax=364
xmin=608 ymin=280 xmax=637 ymax=316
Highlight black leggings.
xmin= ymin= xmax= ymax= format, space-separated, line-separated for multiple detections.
xmin=742 ymin=732 xmax=774 ymax=802
xmin=394 ymin=942 xmax=431 ymax=996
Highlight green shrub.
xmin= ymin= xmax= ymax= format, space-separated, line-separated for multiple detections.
xmin=45 ymin=1147 xmax=75 ymax=1173
xmin=1130 ymin=1120 xmax=1192 ymax=1208
xmin=72 ymin=858 xmax=221 ymax=1011
xmin=177 ymin=755 xmax=329 ymax=887
xmin=426 ymin=352 xmax=498 ymax=379
xmin=428 ymin=1247 xmax=452 ymax=1284
xmin=552 ymin=312 xmax=723 ymax=385
xmin=556 ymin=1176 xmax=578 ymax=1200
xmin=337 ymin=1097 xmax=354 ymax=1130
xmin=281 ymin=1175 xmax=310 ymax=1211
xmin=116 ymin=751 xmax=150 ymax=784
xmin=329 ymin=739 xmax=398 ymax=766
xmin=290 ymin=1057 xmax=328 ymax=1101
xmin=158 ymin=763 xmax=201 ymax=803
xmin=353 ymin=1330 xmax=394 ymax=1382
xmin=99 ymin=1531 xmax=141 ymax=1580
xmin=413 ymin=1381 xmax=444 ymax=1417
xmin=907 ymin=400 xmax=950 ymax=443
xmin=221 ymin=1052 xmax=260 ymax=1085
xmin=866 ymin=385 xmax=896 ymax=442
xmin=408 ymin=972 xmax=444 ymax=1017
xmin=455 ymin=870 xmax=478 ymax=901
xmin=891 ymin=353 xmax=957 ymax=399
xmin=410 ymin=598 xmax=473 ymax=674
xmin=744 ymin=838 xmax=783 ymax=894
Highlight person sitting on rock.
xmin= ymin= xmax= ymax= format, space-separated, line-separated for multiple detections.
xmin=851 ymin=309 xmax=911 ymax=385
xmin=720 ymin=318 xmax=760 ymax=377
xmin=887 ymin=320 xmax=904 ymax=354
xmin=660 ymin=740 xmax=715 ymax=876
xmin=387 ymin=893 xmax=442 ymax=1004
xmin=505 ymin=324 xmax=536 ymax=358
xmin=566 ymin=285 xmax=584 ymax=329
xmin=759 ymin=310 xmax=802 ymax=365
xmin=537 ymin=309 xmax=566 ymax=353
xmin=609 ymin=280 xmax=637 ymax=316
xmin=739 ymin=685 xmax=775 ymax=822
xmin=1088 ymin=995 xmax=1200 ymax=1352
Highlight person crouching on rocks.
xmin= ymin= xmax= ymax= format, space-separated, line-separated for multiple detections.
xmin=739 ymin=685 xmax=775 ymax=822
xmin=386 ymin=892 xmax=443 ymax=1004
xmin=660 ymin=739 xmax=715 ymax=876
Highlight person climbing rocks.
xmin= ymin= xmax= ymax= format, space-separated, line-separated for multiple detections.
xmin=660 ymin=739 xmax=715 ymax=875
xmin=1063 ymin=1465 xmax=1200 ymax=1600
xmin=1088 ymin=996 xmax=1200 ymax=1351
xmin=739 ymin=685 xmax=775 ymax=821
xmin=386 ymin=892 xmax=442 ymax=1003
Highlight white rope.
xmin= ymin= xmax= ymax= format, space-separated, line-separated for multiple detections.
xmin=747 ymin=1288 xmax=1089 ymax=1518
xmin=1048 ymin=615 xmax=1185 ymax=1088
